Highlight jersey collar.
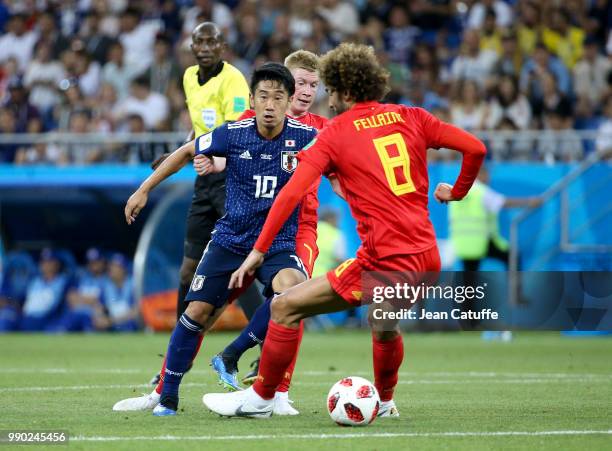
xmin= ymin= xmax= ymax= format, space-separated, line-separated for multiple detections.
xmin=352 ymin=101 xmax=381 ymax=110
xmin=197 ymin=61 xmax=224 ymax=86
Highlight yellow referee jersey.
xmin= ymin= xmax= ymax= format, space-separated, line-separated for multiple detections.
xmin=183 ymin=62 xmax=250 ymax=136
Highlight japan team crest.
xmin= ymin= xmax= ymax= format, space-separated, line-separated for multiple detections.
xmin=281 ymin=151 xmax=299 ymax=173
xmin=191 ymin=275 xmax=205 ymax=291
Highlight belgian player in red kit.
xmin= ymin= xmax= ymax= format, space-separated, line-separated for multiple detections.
xmin=202 ymin=43 xmax=486 ymax=418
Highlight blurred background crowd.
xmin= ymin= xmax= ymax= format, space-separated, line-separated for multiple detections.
xmin=0 ymin=0 xmax=610 ymax=165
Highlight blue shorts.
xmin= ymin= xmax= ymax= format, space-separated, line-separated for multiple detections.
xmin=184 ymin=241 xmax=307 ymax=307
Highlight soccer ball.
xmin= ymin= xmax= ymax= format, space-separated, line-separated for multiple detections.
xmin=327 ymin=376 xmax=380 ymax=426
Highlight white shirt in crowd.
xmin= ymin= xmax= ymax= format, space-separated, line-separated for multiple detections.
xmin=114 ymin=92 xmax=169 ymax=129
xmin=0 ymin=30 xmax=38 ymax=71
xmin=467 ymin=1 xmax=513 ymax=29
xmin=23 ymin=60 xmax=66 ymax=112
xmin=120 ymin=20 xmax=162 ymax=76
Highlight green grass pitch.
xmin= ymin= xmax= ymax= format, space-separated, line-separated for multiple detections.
xmin=3 ymin=331 xmax=612 ymax=450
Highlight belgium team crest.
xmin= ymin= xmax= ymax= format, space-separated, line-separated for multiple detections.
xmin=281 ymin=151 xmax=298 ymax=173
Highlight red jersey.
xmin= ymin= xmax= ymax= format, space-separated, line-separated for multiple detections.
xmin=299 ymin=102 xmax=440 ymax=257
xmin=254 ymin=102 xmax=485 ymax=260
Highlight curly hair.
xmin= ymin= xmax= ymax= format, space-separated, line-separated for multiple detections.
xmin=319 ymin=43 xmax=390 ymax=102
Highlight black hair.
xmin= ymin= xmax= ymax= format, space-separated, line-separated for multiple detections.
xmin=250 ymin=62 xmax=295 ymax=97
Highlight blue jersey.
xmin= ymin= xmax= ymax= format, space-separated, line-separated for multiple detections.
xmin=195 ymin=117 xmax=317 ymax=254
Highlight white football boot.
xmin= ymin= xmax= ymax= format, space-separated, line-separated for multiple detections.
xmin=203 ymin=386 xmax=273 ymax=418
xmin=377 ymin=399 xmax=400 ymax=418
xmin=272 ymin=391 xmax=299 ymax=416
xmin=113 ymin=390 xmax=160 ymax=411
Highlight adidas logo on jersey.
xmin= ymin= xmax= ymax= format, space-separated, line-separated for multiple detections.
xmin=239 ymin=150 xmax=252 ymax=159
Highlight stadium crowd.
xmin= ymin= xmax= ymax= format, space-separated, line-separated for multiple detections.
xmin=0 ymin=247 xmax=139 ymax=332
xmin=0 ymin=0 xmax=610 ymax=164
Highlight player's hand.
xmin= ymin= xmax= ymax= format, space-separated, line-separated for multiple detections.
xmin=151 ymin=153 xmax=170 ymax=170
xmin=434 ymin=182 xmax=456 ymax=204
xmin=229 ymin=249 xmax=265 ymax=289
xmin=193 ymin=154 xmax=215 ymax=175
xmin=125 ymin=189 xmax=148 ymax=225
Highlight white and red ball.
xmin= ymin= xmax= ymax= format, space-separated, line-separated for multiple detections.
xmin=327 ymin=376 xmax=380 ymax=426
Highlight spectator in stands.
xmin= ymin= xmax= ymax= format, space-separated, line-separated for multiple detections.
xmin=485 ymin=75 xmax=532 ymax=130
xmin=113 ymin=75 xmax=169 ymax=131
xmin=595 ymin=94 xmax=612 ymax=154
xmin=65 ymin=108 xmax=103 ymax=164
xmin=450 ymin=29 xmax=498 ymax=88
xmin=0 ymin=56 xmax=20 ymax=101
xmin=542 ymin=8 xmax=585 ymax=69
xmin=304 ymin=13 xmax=339 ymax=55
xmin=78 ymin=11 xmax=117 ymax=65
xmin=383 ymin=5 xmax=419 ymax=67
xmin=53 ymin=79 xmax=87 ymax=131
xmin=3 ymin=77 xmax=40 ymax=133
xmin=520 ymin=43 xmax=572 ymax=104
xmin=119 ymin=7 xmax=161 ymax=77
xmin=181 ymin=0 xmax=234 ymax=44
xmin=20 ymin=248 xmax=69 ymax=332
xmin=316 ymin=0 xmax=360 ymax=40
xmin=146 ymin=33 xmax=180 ymax=96
xmin=91 ymin=82 xmax=118 ymax=132
xmin=468 ymin=0 xmax=513 ymax=29
xmin=23 ymin=40 xmax=66 ymax=116
xmin=61 ymin=248 xmax=108 ymax=332
xmin=14 ymin=116 xmax=67 ymax=165
xmin=0 ymin=107 xmax=19 ymax=162
xmin=532 ymin=71 xmax=573 ymax=127
xmin=450 ymin=79 xmax=487 ymax=131
xmin=100 ymin=253 xmax=139 ymax=332
xmin=0 ymin=13 xmax=37 ymax=71
xmin=516 ymin=1 xmax=541 ymax=56
xmin=102 ymin=42 xmax=141 ymax=99
xmin=494 ymin=29 xmax=524 ymax=79
xmin=539 ymin=106 xmax=583 ymax=162
xmin=289 ymin=0 xmax=315 ymax=49
xmin=234 ymin=14 xmax=268 ymax=64
xmin=479 ymin=9 xmax=502 ymax=55
xmin=36 ymin=9 xmax=71 ymax=60
xmin=69 ymin=46 xmax=101 ymax=98
xmin=573 ymin=36 xmax=611 ymax=110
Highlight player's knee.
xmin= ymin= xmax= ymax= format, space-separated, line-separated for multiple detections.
xmin=272 ymin=268 xmax=306 ymax=293
xmin=184 ymin=302 xmax=212 ymax=328
xmin=270 ymin=294 xmax=299 ymax=326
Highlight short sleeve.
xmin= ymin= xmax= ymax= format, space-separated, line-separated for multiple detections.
xmin=194 ymin=124 xmax=229 ymax=157
xmin=481 ymin=185 xmax=506 ymax=214
xmin=221 ymin=72 xmax=250 ymax=121
xmin=410 ymin=107 xmax=444 ymax=149
xmin=297 ymin=127 xmax=337 ymax=175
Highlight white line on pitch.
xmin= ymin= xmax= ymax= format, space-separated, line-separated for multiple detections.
xmin=3 ymin=377 xmax=611 ymax=393
xmin=2 ymin=368 xmax=611 ymax=379
xmin=72 ymin=430 xmax=612 ymax=442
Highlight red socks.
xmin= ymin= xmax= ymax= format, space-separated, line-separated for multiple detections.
xmin=155 ymin=333 xmax=204 ymax=395
xmin=276 ymin=320 xmax=304 ymax=393
xmin=372 ymin=333 xmax=404 ymax=402
xmin=253 ymin=320 xmax=300 ymax=400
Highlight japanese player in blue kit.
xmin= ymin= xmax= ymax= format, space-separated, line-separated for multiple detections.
xmin=116 ymin=62 xmax=317 ymax=416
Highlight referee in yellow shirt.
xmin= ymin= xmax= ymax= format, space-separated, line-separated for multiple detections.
xmin=154 ymin=22 xmax=261 ymax=322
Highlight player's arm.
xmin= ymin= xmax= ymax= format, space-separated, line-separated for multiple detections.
xmin=151 ymin=129 xmax=195 ymax=170
xmin=413 ymin=108 xmax=486 ymax=203
xmin=229 ymin=162 xmax=322 ymax=289
xmin=125 ymin=141 xmax=196 ymax=224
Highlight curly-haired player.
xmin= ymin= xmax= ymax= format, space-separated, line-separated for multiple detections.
xmin=202 ymin=43 xmax=487 ymax=418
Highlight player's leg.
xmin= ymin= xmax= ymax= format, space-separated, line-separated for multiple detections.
xmin=211 ymin=259 xmax=307 ymax=392
xmin=202 ymin=275 xmax=351 ymax=417
xmin=114 ymin=243 xmax=235 ymax=415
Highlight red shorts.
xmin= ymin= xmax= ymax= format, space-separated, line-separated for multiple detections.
xmin=327 ymin=246 xmax=441 ymax=305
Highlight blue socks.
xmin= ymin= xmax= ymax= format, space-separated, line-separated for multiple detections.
xmin=223 ymin=295 xmax=274 ymax=362
xmin=160 ymin=313 xmax=203 ymax=410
